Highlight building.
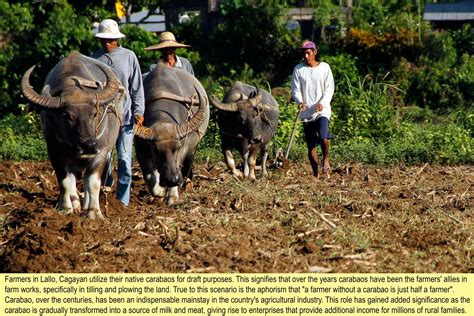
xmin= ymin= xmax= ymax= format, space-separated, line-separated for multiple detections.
xmin=117 ymin=0 xmax=351 ymax=42
xmin=424 ymin=0 xmax=474 ymax=29
xmin=161 ymin=0 xmax=221 ymax=32
xmin=161 ymin=1 xmax=318 ymax=38
xmin=119 ymin=9 xmax=166 ymax=33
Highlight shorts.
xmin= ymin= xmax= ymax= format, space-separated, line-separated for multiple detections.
xmin=302 ymin=117 xmax=333 ymax=149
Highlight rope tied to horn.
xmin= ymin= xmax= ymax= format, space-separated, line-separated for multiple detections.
xmin=255 ymin=103 xmax=265 ymax=119
xmin=94 ymin=92 xmax=121 ymax=138
xmin=134 ymin=89 xmax=203 ymax=141
xmin=177 ymin=91 xmax=199 ymax=183
xmin=252 ymin=101 xmax=277 ymax=133
xmin=178 ymin=92 xmax=197 ymax=138
xmin=95 ymin=93 xmax=100 ymax=137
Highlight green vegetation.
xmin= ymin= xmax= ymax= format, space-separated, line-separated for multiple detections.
xmin=0 ymin=108 xmax=47 ymax=161
xmin=0 ymin=0 xmax=472 ymax=164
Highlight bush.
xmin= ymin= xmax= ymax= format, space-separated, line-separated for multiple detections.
xmin=332 ymin=74 xmax=402 ymax=142
xmin=330 ymin=118 xmax=473 ymax=165
xmin=390 ymin=30 xmax=473 ymax=111
xmin=120 ymin=24 xmax=160 ymax=72
xmin=322 ymin=54 xmax=359 ymax=92
xmin=0 ymin=110 xmax=47 ymax=161
xmin=408 ymin=55 xmax=473 ymax=110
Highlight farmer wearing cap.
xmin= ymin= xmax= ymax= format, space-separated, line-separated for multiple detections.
xmin=91 ymin=19 xmax=145 ymax=206
xmin=291 ymin=40 xmax=334 ymax=177
xmin=144 ymin=31 xmax=194 ymax=76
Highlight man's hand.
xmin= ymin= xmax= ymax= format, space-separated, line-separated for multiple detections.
xmin=299 ymin=102 xmax=307 ymax=111
xmin=316 ymin=103 xmax=324 ymax=112
xmin=134 ymin=114 xmax=144 ymax=125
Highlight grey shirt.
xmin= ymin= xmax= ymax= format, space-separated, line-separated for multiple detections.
xmin=174 ymin=56 xmax=194 ymax=76
xmin=146 ymin=55 xmax=195 ymax=76
xmin=92 ymin=46 xmax=145 ymax=126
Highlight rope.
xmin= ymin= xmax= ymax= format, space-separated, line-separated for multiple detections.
xmin=179 ymin=92 xmax=196 ymax=147
xmin=95 ymin=93 xmax=100 ymax=137
xmin=94 ymin=93 xmax=121 ymax=138
xmin=178 ymin=92 xmax=198 ymax=181
xmin=146 ymin=90 xmax=198 ymax=107
xmin=135 ymin=90 xmax=200 ymax=140
xmin=133 ymin=121 xmax=153 ymax=139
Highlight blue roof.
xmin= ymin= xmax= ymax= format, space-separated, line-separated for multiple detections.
xmin=424 ymin=1 xmax=474 ymax=21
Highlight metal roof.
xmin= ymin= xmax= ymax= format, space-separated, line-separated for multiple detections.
xmin=424 ymin=1 xmax=474 ymax=21
xmin=119 ymin=9 xmax=166 ymax=32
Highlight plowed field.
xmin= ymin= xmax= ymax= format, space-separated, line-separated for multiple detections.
xmin=0 ymin=161 xmax=472 ymax=273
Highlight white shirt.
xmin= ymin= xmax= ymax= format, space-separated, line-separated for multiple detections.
xmin=291 ymin=61 xmax=334 ymax=122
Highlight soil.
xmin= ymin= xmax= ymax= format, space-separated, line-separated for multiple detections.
xmin=0 ymin=160 xmax=472 ymax=273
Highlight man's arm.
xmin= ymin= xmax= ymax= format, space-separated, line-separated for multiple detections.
xmin=319 ymin=65 xmax=334 ymax=108
xmin=129 ymin=52 xmax=145 ymax=122
xmin=179 ymin=57 xmax=195 ymax=76
xmin=291 ymin=67 xmax=306 ymax=109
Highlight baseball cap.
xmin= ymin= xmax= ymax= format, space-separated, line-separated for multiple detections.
xmin=300 ymin=40 xmax=317 ymax=50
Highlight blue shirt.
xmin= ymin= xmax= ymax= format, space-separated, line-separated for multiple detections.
xmin=92 ymin=46 xmax=145 ymax=126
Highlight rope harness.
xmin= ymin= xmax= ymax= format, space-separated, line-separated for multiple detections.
xmin=93 ymin=93 xmax=122 ymax=138
xmin=134 ymin=89 xmax=201 ymax=141
xmin=255 ymin=103 xmax=277 ymax=133
xmin=145 ymin=90 xmax=199 ymax=109
xmin=136 ymin=89 xmax=202 ymax=183
xmin=69 ymin=74 xmax=125 ymax=203
xmin=70 ymin=77 xmax=122 ymax=139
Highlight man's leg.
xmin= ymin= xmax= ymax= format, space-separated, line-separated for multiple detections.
xmin=303 ymin=121 xmax=319 ymax=177
xmin=315 ymin=117 xmax=332 ymax=173
xmin=322 ymin=138 xmax=330 ymax=172
xmin=308 ymin=147 xmax=319 ymax=177
xmin=116 ymin=124 xmax=134 ymax=206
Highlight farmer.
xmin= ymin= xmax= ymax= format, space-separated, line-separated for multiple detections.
xmin=143 ymin=31 xmax=194 ymax=75
xmin=291 ymin=40 xmax=334 ymax=177
xmin=92 ymin=19 xmax=145 ymax=206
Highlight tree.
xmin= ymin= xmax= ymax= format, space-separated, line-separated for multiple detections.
xmin=0 ymin=0 xmax=157 ymax=117
xmin=0 ymin=0 xmax=94 ymax=116
xmin=204 ymin=0 xmax=300 ymax=84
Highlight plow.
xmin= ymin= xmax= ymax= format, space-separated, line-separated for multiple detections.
xmin=272 ymin=109 xmax=301 ymax=170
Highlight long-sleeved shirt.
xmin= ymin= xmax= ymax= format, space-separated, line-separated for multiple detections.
xmin=174 ymin=56 xmax=194 ymax=75
xmin=92 ymin=46 xmax=145 ymax=126
xmin=291 ymin=61 xmax=334 ymax=122
xmin=146 ymin=55 xmax=195 ymax=76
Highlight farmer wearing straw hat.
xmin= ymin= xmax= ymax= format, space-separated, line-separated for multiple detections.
xmin=144 ymin=31 xmax=194 ymax=75
xmin=291 ymin=40 xmax=334 ymax=178
xmin=91 ymin=19 xmax=145 ymax=206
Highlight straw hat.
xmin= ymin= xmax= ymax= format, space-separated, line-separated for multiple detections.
xmin=95 ymin=19 xmax=125 ymax=39
xmin=144 ymin=32 xmax=190 ymax=50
